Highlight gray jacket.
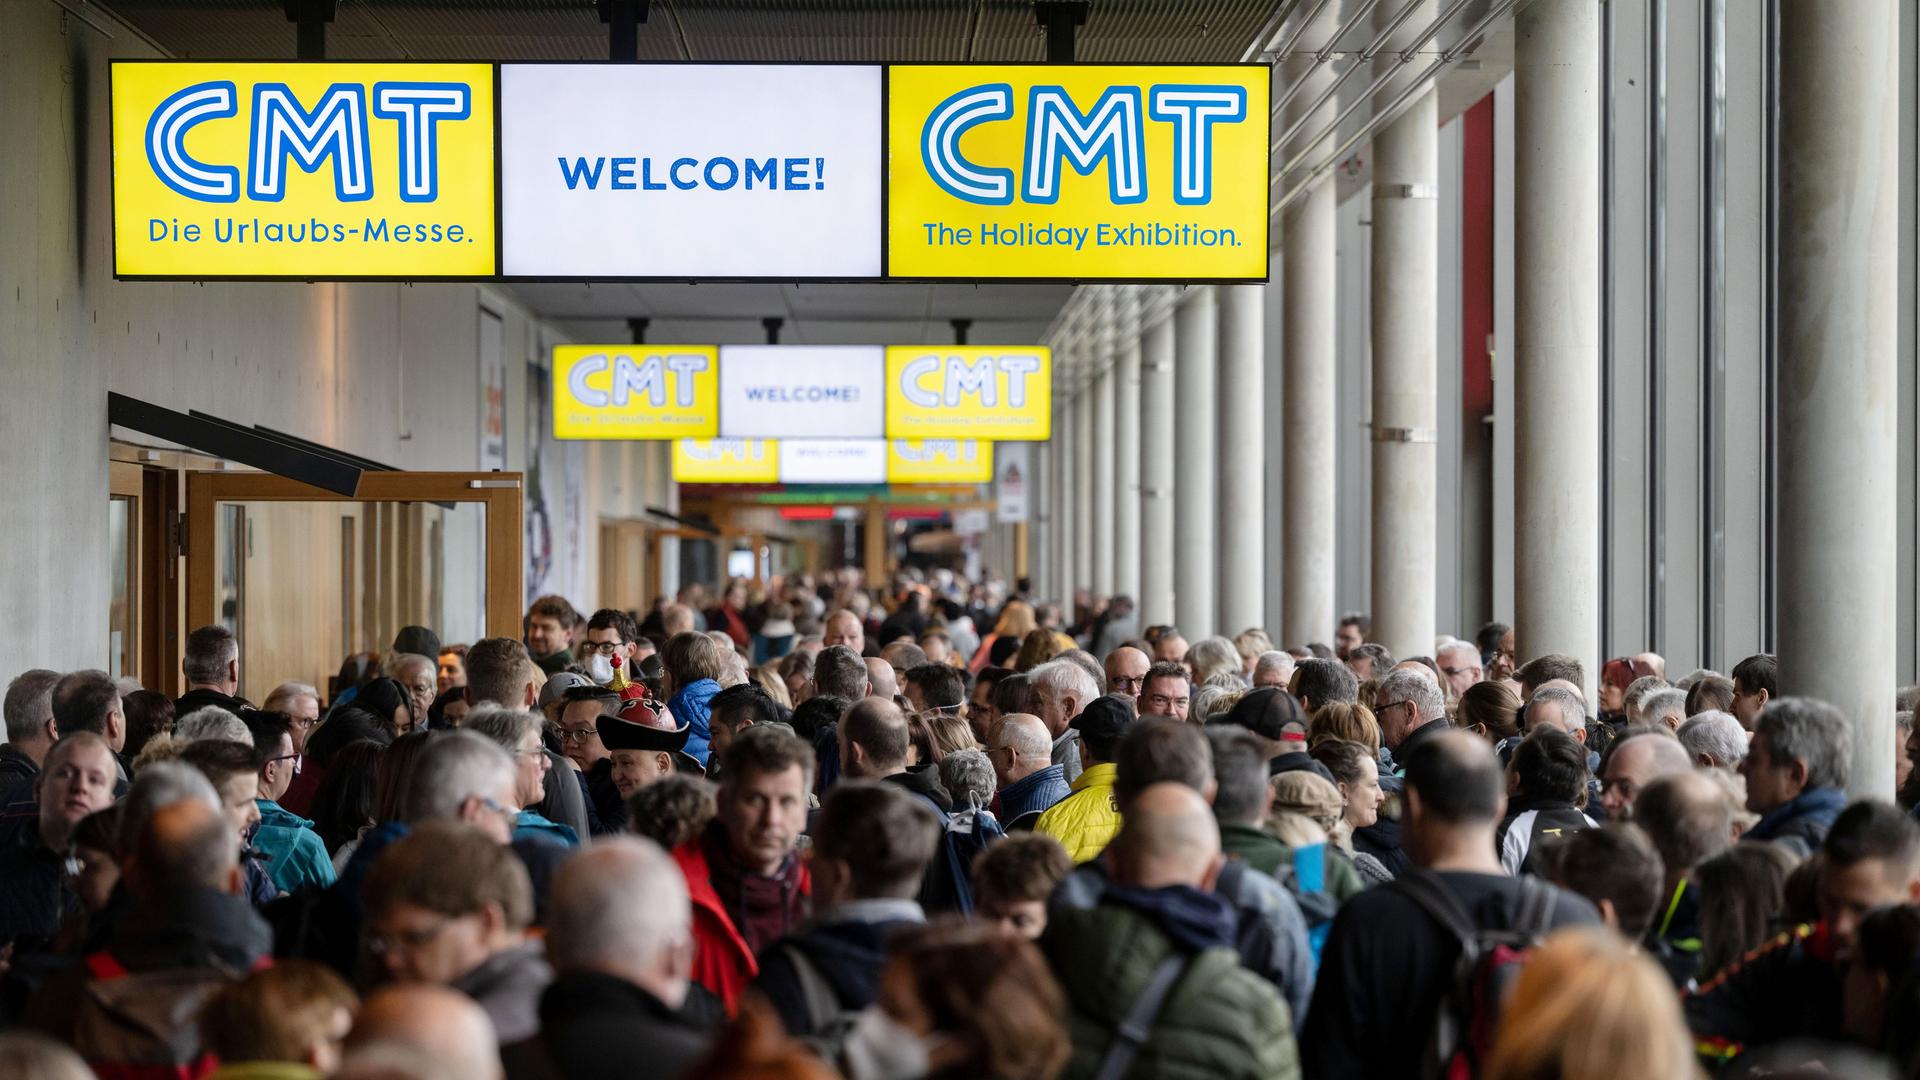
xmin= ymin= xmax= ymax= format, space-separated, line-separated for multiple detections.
xmin=453 ymin=940 xmax=554 ymax=1045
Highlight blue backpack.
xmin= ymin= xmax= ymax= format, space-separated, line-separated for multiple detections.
xmin=911 ymin=795 xmax=1004 ymax=915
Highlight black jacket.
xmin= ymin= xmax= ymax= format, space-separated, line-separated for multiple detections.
xmin=753 ymin=912 xmax=921 ymax=1037
xmin=884 ymin=765 xmax=953 ymax=814
xmin=0 ymin=820 xmax=73 ymax=956
xmin=535 ymin=971 xmax=709 ymax=1080
xmin=23 ymin=886 xmax=272 ymax=1043
xmin=1684 ymin=921 xmax=1844 ymax=1064
xmin=586 ymin=759 xmax=628 ymax=836
xmin=172 ymin=687 xmax=249 ymax=717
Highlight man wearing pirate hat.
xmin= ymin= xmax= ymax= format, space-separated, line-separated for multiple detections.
xmin=599 ymin=695 xmax=699 ymax=806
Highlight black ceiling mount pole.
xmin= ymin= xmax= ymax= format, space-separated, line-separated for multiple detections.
xmin=1034 ymin=1 xmax=1089 ymax=63
xmin=628 ymin=317 xmax=650 ymax=344
xmin=597 ymin=0 xmax=649 ymax=62
xmin=951 ymin=318 xmax=973 ymax=345
xmin=762 ymin=317 xmax=784 ymax=345
xmin=284 ymin=0 xmax=335 ymax=60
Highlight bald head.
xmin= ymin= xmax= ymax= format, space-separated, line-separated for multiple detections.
xmin=990 ymin=714 xmax=1051 ymax=761
xmin=1632 ymin=769 xmax=1736 ymax=878
xmin=547 ymin=837 xmax=693 ymax=1006
xmin=1104 ymin=647 xmax=1150 ymax=699
xmin=349 ymin=985 xmax=501 ymax=1080
xmin=1109 ymin=783 xmax=1221 ymax=890
xmin=864 ymin=657 xmax=897 ymax=701
xmin=1599 ymin=732 xmax=1696 ymax=821
xmin=131 ymin=798 xmax=240 ymax=898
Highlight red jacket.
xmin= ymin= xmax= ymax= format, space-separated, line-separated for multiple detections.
xmin=670 ymin=837 xmax=810 ymax=1012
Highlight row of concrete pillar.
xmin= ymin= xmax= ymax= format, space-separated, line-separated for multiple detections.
xmin=1035 ymin=0 xmax=1897 ymax=797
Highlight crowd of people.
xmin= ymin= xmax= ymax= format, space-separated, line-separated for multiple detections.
xmin=0 ymin=567 xmax=1917 ymax=1080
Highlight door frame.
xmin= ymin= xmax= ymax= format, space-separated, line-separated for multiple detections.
xmin=185 ymin=472 xmax=524 ymax=641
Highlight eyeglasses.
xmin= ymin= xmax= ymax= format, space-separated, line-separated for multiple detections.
xmin=480 ymin=795 xmax=519 ymax=819
xmin=1376 ymin=700 xmax=1412 ymax=718
xmin=1440 ymin=666 xmax=1474 ymax=678
xmin=1108 ymin=676 xmax=1146 ymax=690
xmin=369 ymin=915 xmax=453 ymax=956
xmin=579 ymin=641 xmax=624 ymax=656
xmin=559 ymin=726 xmax=599 ymax=744
xmin=266 ymin=753 xmax=302 ymax=775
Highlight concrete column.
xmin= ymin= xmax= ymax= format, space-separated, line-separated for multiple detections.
xmin=1369 ymin=90 xmax=1439 ymax=662
xmin=1777 ymin=0 xmax=1899 ymax=799
xmin=1053 ymin=399 xmax=1075 ymax=605
xmin=1216 ymin=283 xmax=1265 ymax=636
xmin=1282 ymin=176 xmax=1337 ymax=648
xmin=1514 ymin=0 xmax=1602 ymax=697
xmin=1114 ymin=290 xmax=1143 ymax=601
xmin=1072 ymin=383 xmax=1095 ymax=603
xmin=1174 ymin=286 xmax=1219 ymax=636
xmin=1091 ymin=363 xmax=1117 ymax=598
xmin=1138 ymin=308 xmax=1177 ymax=625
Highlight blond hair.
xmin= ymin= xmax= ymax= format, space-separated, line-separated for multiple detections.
xmin=1482 ymin=927 xmax=1702 ymax=1080
xmin=1308 ymin=701 xmax=1381 ymax=755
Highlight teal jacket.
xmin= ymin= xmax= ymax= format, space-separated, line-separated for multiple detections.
xmin=253 ymin=799 xmax=337 ymax=895
xmin=514 ymin=809 xmax=580 ymax=849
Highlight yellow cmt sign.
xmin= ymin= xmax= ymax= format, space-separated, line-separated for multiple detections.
xmin=886 ymin=65 xmax=1269 ymax=280
xmin=672 ymin=439 xmax=779 ymax=484
xmin=888 ymin=440 xmax=994 ymax=484
xmin=111 ymin=62 xmax=496 ymax=278
xmin=552 ymin=346 xmax=720 ymax=439
xmin=885 ymin=347 xmax=1051 ymax=441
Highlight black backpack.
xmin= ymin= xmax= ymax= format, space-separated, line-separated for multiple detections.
xmin=1392 ymin=870 xmax=1557 ymax=1080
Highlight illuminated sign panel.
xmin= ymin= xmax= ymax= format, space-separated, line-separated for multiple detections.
xmin=719 ymin=346 xmax=885 ymax=439
xmin=779 ymin=440 xmax=889 ymax=485
xmin=886 ymin=65 xmax=1269 ymax=280
xmin=551 ymin=345 xmax=719 ymax=439
xmin=500 ymin=65 xmax=882 ymax=278
xmin=111 ymin=62 xmax=496 ymax=278
xmin=671 ymin=439 xmax=778 ymax=483
xmin=884 ymin=346 xmax=1052 ymax=440
xmin=888 ymin=440 xmax=994 ymax=484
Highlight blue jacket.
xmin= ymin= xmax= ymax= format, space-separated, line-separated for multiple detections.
xmin=253 ymin=799 xmax=337 ymax=895
xmin=671 ymin=679 xmax=722 ymax=767
xmin=1745 ymin=786 xmax=1848 ymax=859
xmin=999 ymin=764 xmax=1071 ymax=827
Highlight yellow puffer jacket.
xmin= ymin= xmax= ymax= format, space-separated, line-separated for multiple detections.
xmin=1035 ymin=762 xmax=1121 ymax=863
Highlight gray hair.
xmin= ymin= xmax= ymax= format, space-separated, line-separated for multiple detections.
xmin=989 ymin=714 xmax=1051 ymax=760
xmin=938 ymin=749 xmax=996 ymax=811
xmin=1190 ymin=685 xmax=1242 ymax=723
xmin=1641 ymin=689 xmax=1689 ymax=730
xmin=4 ymin=670 xmax=60 ymax=744
xmin=463 ymin=705 xmax=544 ymax=754
xmin=175 ymin=706 xmax=252 ymax=747
xmin=1028 ymin=659 xmax=1101 ymax=714
xmin=262 ymin=682 xmax=321 ymax=714
xmin=1676 ymin=668 xmax=1719 ymax=692
xmin=182 ymin=626 xmax=238 ymax=685
xmin=1528 ymin=686 xmax=1588 ymax=735
xmin=1378 ymin=666 xmax=1446 ymax=726
xmin=385 ymin=652 xmax=435 ymax=679
xmin=1623 ymin=676 xmax=1670 ymax=724
xmin=1187 ymin=637 xmax=1241 ymax=684
xmin=547 ymin=836 xmax=691 ymax=974
xmin=118 ymin=760 xmax=221 ymax=858
xmin=1900 ymin=711 xmax=1916 ymax=737
xmin=1253 ymin=651 xmax=1295 ymax=685
xmin=1436 ymin=640 xmax=1480 ymax=668
xmin=406 ymin=730 xmax=517 ymax=822
xmin=1755 ymin=697 xmax=1852 ymax=791
xmin=1677 ymin=710 xmax=1749 ymax=768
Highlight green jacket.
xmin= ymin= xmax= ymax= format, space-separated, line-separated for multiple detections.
xmin=253 ymin=799 xmax=336 ymax=895
xmin=1043 ymin=903 xmax=1300 ymax=1080
xmin=1219 ymin=823 xmax=1365 ymax=904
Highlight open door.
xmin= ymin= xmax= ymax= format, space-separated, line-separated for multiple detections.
xmin=185 ymin=472 xmax=522 ymax=703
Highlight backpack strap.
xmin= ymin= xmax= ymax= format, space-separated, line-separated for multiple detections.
xmin=1512 ymin=875 xmax=1557 ymax=939
xmin=1092 ymin=952 xmax=1191 ymax=1080
xmin=777 ymin=943 xmax=844 ymax=1036
xmin=1390 ymin=869 xmax=1478 ymax=951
